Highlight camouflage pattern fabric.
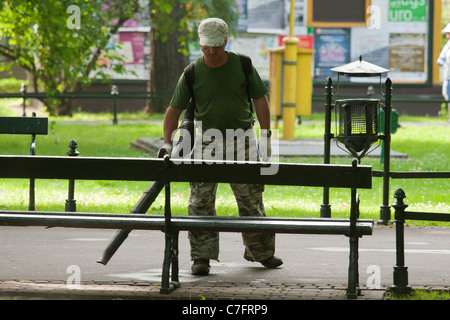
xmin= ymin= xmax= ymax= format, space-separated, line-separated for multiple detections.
xmin=188 ymin=127 xmax=275 ymax=262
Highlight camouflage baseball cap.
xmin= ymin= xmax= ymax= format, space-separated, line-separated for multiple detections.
xmin=198 ymin=18 xmax=228 ymax=47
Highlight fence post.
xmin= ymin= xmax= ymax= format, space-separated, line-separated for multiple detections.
xmin=20 ymin=83 xmax=27 ymax=117
xmin=378 ymin=78 xmax=393 ymax=225
xmin=111 ymin=85 xmax=119 ymax=125
xmin=389 ymin=188 xmax=412 ymax=295
xmin=28 ymin=112 xmax=37 ymax=211
xmin=65 ymin=140 xmax=79 ymax=212
xmin=321 ymin=77 xmax=333 ymax=218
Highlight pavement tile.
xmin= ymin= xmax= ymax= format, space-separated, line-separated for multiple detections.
xmin=0 ymin=280 xmax=387 ymax=300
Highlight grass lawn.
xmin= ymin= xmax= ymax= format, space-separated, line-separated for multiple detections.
xmin=0 ymin=99 xmax=448 ymax=224
xmin=387 ymin=289 xmax=450 ymax=300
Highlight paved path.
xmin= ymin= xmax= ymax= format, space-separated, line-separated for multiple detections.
xmin=131 ymin=136 xmax=409 ymax=158
xmin=1 ymin=224 xmax=449 ymax=300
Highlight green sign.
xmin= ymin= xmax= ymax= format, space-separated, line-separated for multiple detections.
xmin=389 ymin=0 xmax=427 ymax=22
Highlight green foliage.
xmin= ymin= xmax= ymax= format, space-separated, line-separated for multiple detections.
xmin=149 ymin=0 xmax=239 ymax=52
xmin=0 ymin=78 xmax=29 ymax=93
xmin=0 ymin=0 xmax=141 ymax=114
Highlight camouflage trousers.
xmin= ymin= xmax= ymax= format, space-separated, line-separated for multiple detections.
xmin=188 ymin=128 xmax=275 ymax=262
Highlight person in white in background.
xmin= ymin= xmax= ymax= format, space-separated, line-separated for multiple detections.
xmin=437 ymin=23 xmax=450 ymax=121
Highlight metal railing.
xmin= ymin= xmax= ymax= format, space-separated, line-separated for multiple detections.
xmin=390 ymin=188 xmax=450 ymax=295
xmin=1 ymin=84 xmax=173 ymax=122
xmin=372 ymin=170 xmax=450 ymax=179
xmin=0 ymin=83 xmax=448 ymax=122
xmin=312 ymin=93 xmax=449 ymax=105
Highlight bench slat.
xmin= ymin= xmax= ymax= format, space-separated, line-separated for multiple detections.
xmin=170 ymin=217 xmax=374 ymax=235
xmin=0 ymin=117 xmax=48 ymax=135
xmin=0 ymin=211 xmax=373 ymax=236
xmin=0 ymin=155 xmax=372 ymax=189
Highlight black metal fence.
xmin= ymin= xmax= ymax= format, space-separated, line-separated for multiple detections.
xmin=390 ymin=188 xmax=450 ymax=294
xmin=0 ymin=83 xmax=448 ymax=123
xmin=0 ymin=85 xmax=173 ymax=122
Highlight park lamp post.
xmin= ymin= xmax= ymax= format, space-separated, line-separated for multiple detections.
xmin=111 ymin=85 xmax=119 ymax=125
xmin=321 ymin=56 xmax=392 ymax=225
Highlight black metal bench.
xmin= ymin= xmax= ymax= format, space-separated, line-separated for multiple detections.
xmin=0 ymin=155 xmax=373 ymax=299
xmin=0 ymin=114 xmax=48 ymax=210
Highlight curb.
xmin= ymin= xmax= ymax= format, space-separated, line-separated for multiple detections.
xmin=0 ymin=280 xmax=387 ymax=300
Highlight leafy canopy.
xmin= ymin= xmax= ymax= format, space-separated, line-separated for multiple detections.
xmin=0 ymin=0 xmax=140 ymax=113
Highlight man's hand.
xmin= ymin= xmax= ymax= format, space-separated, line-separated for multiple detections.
xmin=158 ymin=142 xmax=173 ymax=158
xmin=258 ymin=129 xmax=271 ymax=162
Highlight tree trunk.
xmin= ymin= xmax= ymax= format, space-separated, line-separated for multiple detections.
xmin=56 ymin=99 xmax=74 ymax=116
xmin=145 ymin=2 xmax=189 ymax=114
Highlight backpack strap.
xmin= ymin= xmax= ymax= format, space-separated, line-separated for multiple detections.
xmin=183 ymin=62 xmax=195 ymax=107
xmin=237 ymin=53 xmax=252 ymax=106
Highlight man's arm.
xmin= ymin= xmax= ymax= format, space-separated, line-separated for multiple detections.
xmin=159 ymin=106 xmax=184 ymax=156
xmin=253 ymin=95 xmax=271 ymax=133
xmin=253 ymin=95 xmax=272 ymax=161
xmin=163 ymin=106 xmax=183 ymax=144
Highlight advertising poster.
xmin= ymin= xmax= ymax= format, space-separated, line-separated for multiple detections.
xmin=116 ymin=32 xmax=149 ymax=80
xmin=236 ymin=0 xmax=249 ymax=31
xmin=247 ymin=0 xmax=285 ymax=33
xmin=119 ymin=32 xmax=146 ymax=66
xmin=387 ymin=0 xmax=428 ymax=82
xmin=228 ymin=34 xmax=278 ymax=80
xmin=388 ymin=33 xmax=426 ymax=82
xmin=314 ymin=28 xmax=350 ymax=82
xmin=388 ymin=0 xmax=427 ymax=22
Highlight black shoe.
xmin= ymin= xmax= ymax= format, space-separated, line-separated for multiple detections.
xmin=191 ymin=259 xmax=210 ymax=276
xmin=244 ymin=252 xmax=283 ymax=268
xmin=260 ymin=256 xmax=283 ymax=268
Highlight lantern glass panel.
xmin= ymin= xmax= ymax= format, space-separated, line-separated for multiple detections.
xmin=335 ymin=99 xmax=380 ymax=158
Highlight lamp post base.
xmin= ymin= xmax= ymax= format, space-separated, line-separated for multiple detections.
xmin=377 ymin=205 xmax=391 ymax=225
xmin=320 ymin=204 xmax=331 ymax=218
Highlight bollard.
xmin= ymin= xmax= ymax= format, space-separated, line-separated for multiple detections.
xmin=389 ymin=188 xmax=412 ymax=295
xmin=20 ymin=83 xmax=27 ymax=117
xmin=111 ymin=85 xmax=119 ymax=125
xmin=321 ymin=77 xmax=333 ymax=218
xmin=28 ymin=112 xmax=37 ymax=211
xmin=65 ymin=140 xmax=79 ymax=212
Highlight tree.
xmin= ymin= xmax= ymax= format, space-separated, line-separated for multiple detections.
xmin=0 ymin=0 xmax=141 ymax=116
xmin=145 ymin=0 xmax=239 ymax=114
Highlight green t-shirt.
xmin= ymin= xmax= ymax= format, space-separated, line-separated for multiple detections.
xmin=169 ymin=51 xmax=268 ymax=133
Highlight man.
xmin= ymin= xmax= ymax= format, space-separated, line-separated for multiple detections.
xmin=437 ymin=23 xmax=450 ymax=120
xmin=162 ymin=17 xmax=282 ymax=276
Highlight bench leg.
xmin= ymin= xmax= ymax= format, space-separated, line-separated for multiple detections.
xmin=347 ymin=184 xmax=362 ymax=299
xmin=160 ymin=229 xmax=180 ymax=294
xmin=160 ymin=230 xmax=172 ymax=293
xmin=347 ymin=235 xmax=361 ymax=299
xmin=160 ymin=182 xmax=180 ymax=294
xmin=171 ymin=230 xmax=180 ymax=284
